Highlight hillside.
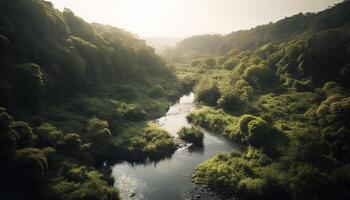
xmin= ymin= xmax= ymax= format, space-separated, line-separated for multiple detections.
xmin=0 ymin=0 xmax=186 ymax=199
xmin=1 ymin=0 xmax=350 ymax=200
xmin=168 ymin=1 xmax=350 ymax=60
xmin=170 ymin=1 xmax=350 ymax=199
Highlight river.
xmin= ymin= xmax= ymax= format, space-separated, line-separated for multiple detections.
xmin=112 ymin=93 xmax=237 ymax=200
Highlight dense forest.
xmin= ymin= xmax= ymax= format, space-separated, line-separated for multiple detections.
xmin=1 ymin=0 xmax=350 ymax=200
xmin=168 ymin=1 xmax=350 ymax=199
xmin=167 ymin=1 xmax=350 ymax=61
xmin=0 ymin=0 xmax=187 ymax=199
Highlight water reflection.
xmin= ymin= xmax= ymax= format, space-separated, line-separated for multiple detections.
xmin=112 ymin=92 xmax=237 ymax=200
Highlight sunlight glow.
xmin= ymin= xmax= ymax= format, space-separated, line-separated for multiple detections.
xmin=48 ymin=0 xmax=342 ymax=37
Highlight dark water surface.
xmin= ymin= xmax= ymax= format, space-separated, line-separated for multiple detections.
xmin=112 ymin=93 xmax=237 ymax=200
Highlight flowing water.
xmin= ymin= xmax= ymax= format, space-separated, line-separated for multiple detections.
xmin=112 ymin=93 xmax=237 ymax=200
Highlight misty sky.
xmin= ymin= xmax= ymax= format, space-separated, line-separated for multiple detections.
xmin=49 ymin=0 xmax=343 ymax=37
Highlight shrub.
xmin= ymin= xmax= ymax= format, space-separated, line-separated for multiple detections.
xmin=15 ymin=148 xmax=48 ymax=181
xmin=187 ymin=107 xmax=238 ymax=133
xmin=60 ymin=133 xmax=82 ymax=153
xmin=243 ymin=64 xmax=277 ymax=89
xmin=217 ymin=91 xmax=245 ymax=113
xmin=235 ymin=115 xmax=276 ymax=147
xmin=54 ymin=162 xmax=120 ymax=200
xmin=117 ymin=103 xmax=146 ymax=121
xmin=177 ymin=126 xmax=204 ymax=145
xmin=237 ymin=178 xmax=267 ymax=199
xmin=128 ymin=123 xmax=176 ymax=160
xmin=204 ymin=58 xmax=217 ymax=68
xmin=14 ymin=63 xmax=44 ymax=106
xmin=194 ymin=77 xmax=221 ymax=105
xmin=322 ymin=126 xmax=350 ymax=162
xmin=191 ymin=60 xmax=202 ymax=67
xmin=317 ymin=96 xmax=350 ymax=128
xmin=114 ymin=85 xmax=137 ymax=100
xmin=322 ymin=82 xmax=343 ymax=95
xmin=149 ymin=85 xmax=167 ymax=98
xmin=35 ymin=123 xmax=64 ymax=148
xmin=10 ymin=121 xmax=35 ymax=148
xmin=288 ymin=164 xmax=332 ymax=200
xmin=223 ymin=59 xmax=237 ymax=70
xmin=87 ymin=118 xmax=112 ymax=146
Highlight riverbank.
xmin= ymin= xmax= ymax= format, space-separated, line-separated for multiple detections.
xmin=112 ymin=93 xmax=238 ymax=200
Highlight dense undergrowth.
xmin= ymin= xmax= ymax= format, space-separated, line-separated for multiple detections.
xmin=169 ymin=1 xmax=350 ymax=199
xmin=0 ymin=0 xmax=190 ymax=199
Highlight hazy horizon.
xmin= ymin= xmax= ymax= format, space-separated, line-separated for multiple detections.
xmin=49 ymin=0 xmax=342 ymax=37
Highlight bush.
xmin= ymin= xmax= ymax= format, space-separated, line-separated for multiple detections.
xmin=10 ymin=121 xmax=35 ymax=148
xmin=243 ymin=64 xmax=277 ymax=89
xmin=322 ymin=82 xmax=343 ymax=95
xmin=288 ymin=164 xmax=332 ymax=200
xmin=87 ymin=118 xmax=112 ymax=152
xmin=149 ymin=85 xmax=167 ymax=98
xmin=15 ymin=148 xmax=48 ymax=181
xmin=177 ymin=126 xmax=204 ymax=145
xmin=187 ymin=107 xmax=238 ymax=134
xmin=223 ymin=59 xmax=237 ymax=70
xmin=191 ymin=60 xmax=201 ymax=67
xmin=117 ymin=103 xmax=146 ymax=121
xmin=114 ymin=85 xmax=137 ymax=100
xmin=217 ymin=91 xmax=245 ymax=113
xmin=194 ymin=77 xmax=221 ymax=105
xmin=317 ymin=96 xmax=350 ymax=128
xmin=128 ymin=123 xmax=176 ymax=160
xmin=35 ymin=123 xmax=64 ymax=148
xmin=60 ymin=133 xmax=82 ymax=153
xmin=204 ymin=58 xmax=217 ymax=68
xmin=14 ymin=63 xmax=44 ymax=106
xmin=234 ymin=115 xmax=279 ymax=148
xmin=54 ymin=162 xmax=120 ymax=200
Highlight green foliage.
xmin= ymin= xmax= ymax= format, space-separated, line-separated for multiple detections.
xmin=187 ymin=107 xmax=238 ymax=134
xmin=149 ymin=85 xmax=167 ymax=98
xmin=223 ymin=59 xmax=238 ymax=70
xmin=35 ymin=123 xmax=64 ymax=148
xmin=191 ymin=60 xmax=201 ymax=67
xmin=243 ymin=64 xmax=277 ymax=89
xmin=177 ymin=126 xmax=204 ymax=145
xmin=10 ymin=121 xmax=35 ymax=148
xmin=117 ymin=103 xmax=147 ymax=121
xmin=54 ymin=162 xmax=120 ymax=200
xmin=322 ymin=82 xmax=344 ymax=95
xmin=169 ymin=1 xmax=350 ymax=57
xmin=60 ymin=133 xmax=82 ymax=153
xmin=86 ymin=118 xmax=112 ymax=156
xmin=193 ymin=150 xmax=286 ymax=199
xmin=15 ymin=148 xmax=48 ymax=181
xmin=217 ymin=91 xmax=245 ymax=113
xmin=125 ymin=123 xmax=176 ymax=160
xmin=204 ymin=58 xmax=217 ymax=68
xmin=14 ymin=63 xmax=44 ymax=106
xmin=0 ymin=1 xmax=185 ymax=199
xmin=194 ymin=77 xmax=221 ymax=105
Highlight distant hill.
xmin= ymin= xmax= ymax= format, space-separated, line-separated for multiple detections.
xmin=169 ymin=0 xmax=350 ymax=59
